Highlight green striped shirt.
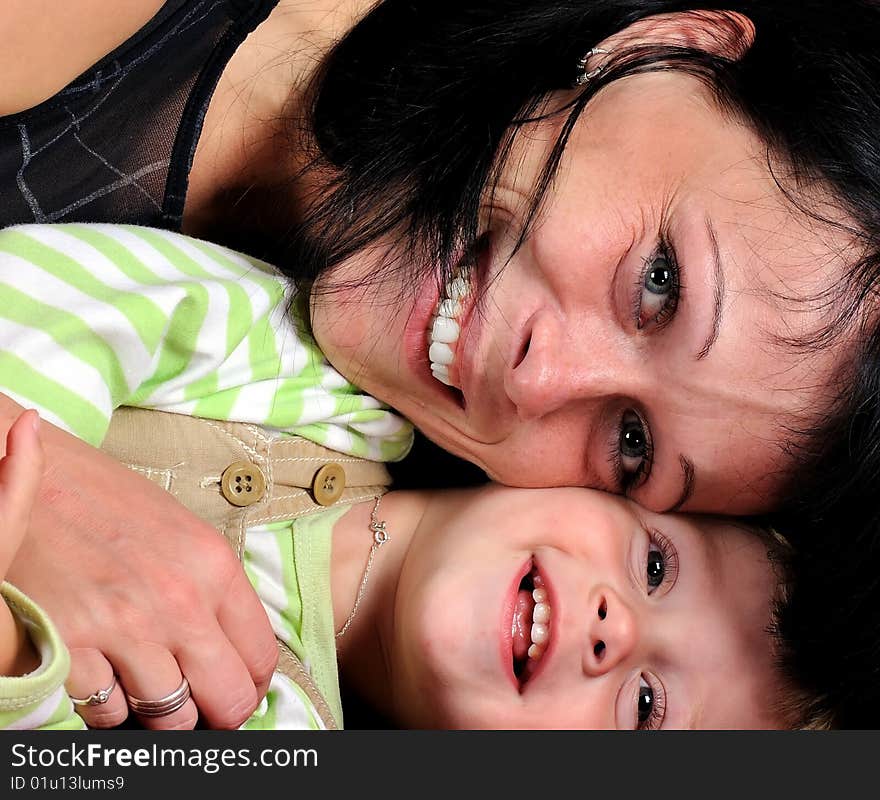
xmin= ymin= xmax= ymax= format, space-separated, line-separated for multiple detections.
xmin=0 ymin=224 xmax=414 ymax=730
xmin=0 ymin=224 xmax=413 ymax=459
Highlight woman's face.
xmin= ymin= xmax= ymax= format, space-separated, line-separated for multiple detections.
xmin=387 ymin=485 xmax=784 ymax=730
xmin=311 ymin=71 xmax=856 ymax=513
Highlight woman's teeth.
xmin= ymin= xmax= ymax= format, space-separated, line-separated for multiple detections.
xmin=428 ymin=273 xmax=472 ymax=387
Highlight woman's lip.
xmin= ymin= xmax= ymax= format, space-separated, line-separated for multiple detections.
xmin=453 ymin=239 xmax=492 ymax=408
xmin=451 ymin=286 xmax=479 ymax=407
xmin=502 ymin=557 xmax=534 ymax=692
xmin=403 ymin=270 xmax=457 ymax=401
xmin=406 ymin=256 xmax=479 ymax=411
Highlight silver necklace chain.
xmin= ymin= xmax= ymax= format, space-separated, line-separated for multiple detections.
xmin=335 ymin=495 xmax=389 ymax=639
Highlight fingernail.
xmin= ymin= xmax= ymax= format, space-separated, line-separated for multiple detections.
xmin=30 ymin=410 xmax=40 ymax=434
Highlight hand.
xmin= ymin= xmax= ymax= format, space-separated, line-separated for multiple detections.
xmin=1 ymin=398 xmax=278 ymax=730
xmin=0 ymin=410 xmax=44 ymax=676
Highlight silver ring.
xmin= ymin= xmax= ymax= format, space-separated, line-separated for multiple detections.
xmin=70 ymin=675 xmax=117 ymax=707
xmin=125 ymin=677 xmax=191 ymax=718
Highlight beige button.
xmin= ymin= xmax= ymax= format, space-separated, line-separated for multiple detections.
xmin=220 ymin=461 xmax=267 ymax=507
xmin=312 ymin=463 xmax=346 ymax=506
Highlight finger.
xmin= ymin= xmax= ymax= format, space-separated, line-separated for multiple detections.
xmin=0 ymin=410 xmax=43 ymax=565
xmin=66 ymin=647 xmax=128 ymax=729
xmin=114 ymin=642 xmax=198 ymax=731
xmin=216 ymin=568 xmax=278 ymax=701
xmin=175 ymin=619 xmax=259 ymax=729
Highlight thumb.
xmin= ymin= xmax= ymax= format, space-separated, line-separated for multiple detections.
xmin=0 ymin=410 xmax=44 ymax=577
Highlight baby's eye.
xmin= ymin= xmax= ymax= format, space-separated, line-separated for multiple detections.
xmin=637 ymin=677 xmax=654 ymax=726
xmin=646 ymin=546 xmax=665 ymax=591
xmin=646 ymin=530 xmax=678 ymax=596
xmin=636 ymin=675 xmax=665 ymax=730
xmin=638 ymin=245 xmax=681 ymax=330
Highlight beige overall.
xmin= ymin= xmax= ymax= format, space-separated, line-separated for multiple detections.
xmin=101 ymin=407 xmax=393 ymax=730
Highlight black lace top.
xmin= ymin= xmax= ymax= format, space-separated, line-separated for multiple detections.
xmin=0 ymin=0 xmax=277 ymax=230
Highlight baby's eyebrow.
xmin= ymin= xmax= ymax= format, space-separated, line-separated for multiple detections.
xmin=663 ymin=456 xmax=695 ymax=513
xmin=695 ymin=217 xmax=726 ymax=361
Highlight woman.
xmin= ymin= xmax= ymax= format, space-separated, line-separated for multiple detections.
xmin=2 ymin=0 xmax=878 ymax=727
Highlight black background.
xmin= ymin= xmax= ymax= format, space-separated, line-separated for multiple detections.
xmin=0 ymin=730 xmax=872 ymax=797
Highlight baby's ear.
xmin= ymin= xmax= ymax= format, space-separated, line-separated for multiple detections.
xmin=598 ymin=10 xmax=756 ymax=63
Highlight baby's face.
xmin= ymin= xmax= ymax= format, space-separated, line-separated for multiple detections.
xmin=389 ymin=485 xmax=784 ymax=729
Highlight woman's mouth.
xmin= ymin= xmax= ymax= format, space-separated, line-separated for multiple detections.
xmin=511 ymin=563 xmax=552 ymax=691
xmin=427 ymin=270 xmax=473 ymax=389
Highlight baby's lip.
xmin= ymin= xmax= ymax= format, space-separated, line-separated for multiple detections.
xmin=504 ymin=558 xmax=534 ymax=691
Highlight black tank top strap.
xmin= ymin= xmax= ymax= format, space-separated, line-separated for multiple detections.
xmin=0 ymin=0 xmax=278 ymax=229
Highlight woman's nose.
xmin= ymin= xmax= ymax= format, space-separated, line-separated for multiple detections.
xmin=582 ymin=587 xmax=638 ymax=677
xmin=504 ymin=311 xmax=634 ymax=420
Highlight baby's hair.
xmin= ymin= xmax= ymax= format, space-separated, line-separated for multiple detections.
xmin=761 ymin=495 xmax=880 ymax=730
xmin=757 ymin=526 xmax=830 ymax=730
xmin=707 ymin=520 xmax=831 ymax=730
xmin=756 ymin=515 xmax=880 ymax=731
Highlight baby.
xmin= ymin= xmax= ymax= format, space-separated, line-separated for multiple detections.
xmin=0 ymin=410 xmax=801 ymax=730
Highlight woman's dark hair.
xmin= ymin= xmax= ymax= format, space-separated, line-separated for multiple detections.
xmin=285 ymin=0 xmax=880 ymax=725
xmin=289 ymin=1 xmax=880 ymax=295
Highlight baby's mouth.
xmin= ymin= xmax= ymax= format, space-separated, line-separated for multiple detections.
xmin=427 ymin=269 xmax=472 ymax=390
xmin=511 ymin=563 xmax=552 ymax=691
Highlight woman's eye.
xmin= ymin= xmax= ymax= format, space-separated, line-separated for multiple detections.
xmin=645 ymin=255 xmax=672 ymax=293
xmin=618 ymin=411 xmax=651 ymax=490
xmin=638 ymin=246 xmax=680 ymax=330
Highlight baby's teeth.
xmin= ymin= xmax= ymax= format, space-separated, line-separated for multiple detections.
xmin=429 ymin=341 xmax=455 ymax=366
xmin=532 ymin=573 xmax=545 ymax=590
xmin=447 ymin=277 xmax=470 ymax=302
xmin=431 ymin=316 xmax=460 ymax=344
xmin=532 ymin=587 xmax=547 ymax=603
xmin=531 ymin=623 xmax=549 ymax=646
xmin=438 ymin=299 xmax=462 ymax=319
xmin=533 ymin=603 xmax=551 ymax=625
xmin=528 ymin=644 xmax=544 ymax=661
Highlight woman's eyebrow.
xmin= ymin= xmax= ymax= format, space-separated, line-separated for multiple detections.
xmin=695 ymin=218 xmax=726 ymax=361
xmin=665 ymin=456 xmax=696 ymax=513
